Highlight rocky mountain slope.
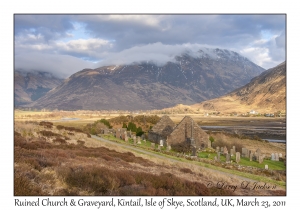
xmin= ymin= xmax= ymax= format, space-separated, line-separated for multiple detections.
xmin=26 ymin=48 xmax=265 ymax=110
xmin=14 ymin=70 xmax=63 ymax=106
xmin=190 ymin=61 xmax=286 ymax=114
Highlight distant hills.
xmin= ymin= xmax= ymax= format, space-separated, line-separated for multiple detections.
xmin=21 ymin=48 xmax=265 ymax=110
xmin=14 ymin=70 xmax=63 ymax=106
xmin=190 ymin=61 xmax=286 ymax=114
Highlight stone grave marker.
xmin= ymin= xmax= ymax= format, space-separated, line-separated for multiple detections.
xmin=236 ymin=152 xmax=240 ymax=163
xmin=116 ymin=130 xmax=121 ymax=139
xmin=271 ymin=153 xmax=275 ymax=161
xmin=275 ymin=153 xmax=279 ymax=161
xmin=265 ymin=165 xmax=268 ymax=170
xmin=242 ymin=148 xmax=249 ymax=158
xmin=230 ymin=149 xmax=234 ymax=156
xmin=223 ymin=146 xmax=228 ymax=155
xmin=214 ymin=156 xmax=217 ymax=161
xmin=249 ymin=153 xmax=253 ymax=161
xmin=137 ymin=136 xmax=141 ymax=144
xmin=221 ymin=147 xmax=224 ymax=154
xmin=208 ymin=140 xmax=211 ymax=148
xmin=226 ymin=153 xmax=231 ymax=163
xmin=256 ymin=148 xmax=261 ymax=157
xmin=258 ymin=155 xmax=264 ymax=164
xmin=151 ymin=143 xmax=155 ymax=149
xmin=217 ymin=152 xmax=220 ymax=161
xmin=216 ymin=146 xmax=220 ymax=152
xmin=192 ymin=147 xmax=196 ymax=156
xmin=124 ymin=136 xmax=128 ymax=142
xmin=160 ymin=139 xmax=164 ymax=146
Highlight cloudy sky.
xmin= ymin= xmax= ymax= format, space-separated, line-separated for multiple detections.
xmin=14 ymin=14 xmax=286 ymax=78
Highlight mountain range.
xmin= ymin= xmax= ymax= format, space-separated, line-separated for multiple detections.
xmin=20 ymin=48 xmax=265 ymax=110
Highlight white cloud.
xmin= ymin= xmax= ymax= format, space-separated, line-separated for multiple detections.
xmin=55 ymin=38 xmax=113 ymax=57
xmin=15 ymin=53 xmax=95 ymax=78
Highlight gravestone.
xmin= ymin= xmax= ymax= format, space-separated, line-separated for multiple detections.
xmin=256 ymin=148 xmax=261 ymax=157
xmin=116 ymin=130 xmax=121 ymax=139
xmin=124 ymin=136 xmax=128 ymax=142
xmin=236 ymin=152 xmax=240 ymax=163
xmin=137 ymin=136 xmax=141 ymax=144
xmin=192 ymin=147 xmax=196 ymax=156
xmin=214 ymin=156 xmax=218 ymax=161
xmin=160 ymin=139 xmax=164 ymax=146
xmin=167 ymin=145 xmax=171 ymax=151
xmin=258 ymin=155 xmax=264 ymax=164
xmin=275 ymin=153 xmax=279 ymax=161
xmin=151 ymin=143 xmax=155 ymax=149
xmin=232 ymin=146 xmax=236 ymax=155
xmin=230 ymin=149 xmax=234 ymax=156
xmin=265 ymin=165 xmax=268 ymax=170
xmin=271 ymin=153 xmax=275 ymax=161
xmin=217 ymin=152 xmax=220 ymax=161
xmin=249 ymin=153 xmax=253 ymax=161
xmin=226 ymin=153 xmax=231 ymax=163
xmin=221 ymin=147 xmax=224 ymax=154
xmin=133 ymin=138 xmax=136 ymax=145
xmin=208 ymin=140 xmax=211 ymax=148
xmin=223 ymin=146 xmax=228 ymax=155
xmin=216 ymin=146 xmax=220 ymax=152
xmin=242 ymin=148 xmax=249 ymax=158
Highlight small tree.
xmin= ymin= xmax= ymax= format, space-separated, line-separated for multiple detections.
xmin=209 ymin=136 xmax=215 ymax=147
xmin=122 ymin=123 xmax=127 ymax=129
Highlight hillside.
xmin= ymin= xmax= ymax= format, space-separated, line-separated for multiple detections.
xmin=190 ymin=61 xmax=286 ymax=114
xmin=25 ymin=48 xmax=265 ymax=110
xmin=14 ymin=70 xmax=63 ymax=106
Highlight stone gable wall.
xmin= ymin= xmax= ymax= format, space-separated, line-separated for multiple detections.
xmin=167 ymin=116 xmax=208 ymax=149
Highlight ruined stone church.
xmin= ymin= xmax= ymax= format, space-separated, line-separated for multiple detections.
xmin=148 ymin=115 xmax=209 ymax=150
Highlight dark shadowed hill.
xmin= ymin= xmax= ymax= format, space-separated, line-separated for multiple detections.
xmin=14 ymin=70 xmax=64 ymax=106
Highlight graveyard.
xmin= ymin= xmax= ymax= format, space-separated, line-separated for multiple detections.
xmin=97 ymin=128 xmax=286 ymax=187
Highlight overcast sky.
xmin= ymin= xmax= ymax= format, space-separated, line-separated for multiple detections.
xmin=14 ymin=14 xmax=286 ymax=78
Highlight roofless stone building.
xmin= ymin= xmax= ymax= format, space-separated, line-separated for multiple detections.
xmin=148 ymin=115 xmax=175 ymax=145
xmin=148 ymin=115 xmax=209 ymax=150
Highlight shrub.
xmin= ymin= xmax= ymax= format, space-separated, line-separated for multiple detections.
xmin=77 ymin=140 xmax=85 ymax=146
xmin=53 ymin=138 xmax=67 ymax=144
xmin=14 ymin=171 xmax=45 ymax=196
xmin=180 ymin=168 xmax=193 ymax=174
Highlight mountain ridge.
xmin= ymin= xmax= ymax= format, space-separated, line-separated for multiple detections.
xmin=22 ymin=48 xmax=265 ymax=110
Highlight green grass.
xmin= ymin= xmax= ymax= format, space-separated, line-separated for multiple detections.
xmin=198 ymin=152 xmax=286 ymax=170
